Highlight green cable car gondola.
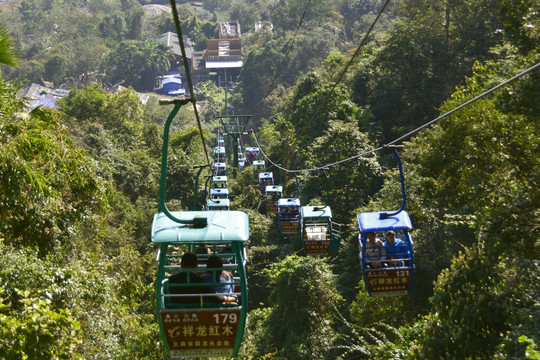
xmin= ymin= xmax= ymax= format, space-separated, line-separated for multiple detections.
xmin=252 ymin=160 xmax=265 ymax=178
xmin=211 ymin=176 xmax=227 ymax=189
xmin=301 ymin=206 xmax=341 ymax=256
xmin=151 ymin=211 xmax=249 ymax=358
xmin=152 ymin=97 xmax=249 ymax=357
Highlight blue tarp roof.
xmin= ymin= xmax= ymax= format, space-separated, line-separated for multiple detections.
xmin=32 ymin=93 xmax=57 ymax=109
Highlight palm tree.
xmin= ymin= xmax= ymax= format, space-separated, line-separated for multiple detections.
xmin=0 ymin=23 xmax=19 ymax=67
xmin=141 ymin=38 xmax=175 ymax=90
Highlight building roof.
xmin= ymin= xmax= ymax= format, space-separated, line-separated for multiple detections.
xmin=143 ymin=4 xmax=171 ymax=18
xmin=17 ymin=83 xmax=70 ymax=109
xmin=31 ymin=93 xmax=58 ymax=109
xmin=155 ymin=32 xmax=193 ymax=59
xmin=220 ymin=21 xmax=241 ymax=39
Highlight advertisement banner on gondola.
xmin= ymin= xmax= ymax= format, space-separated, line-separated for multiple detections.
xmin=161 ymin=308 xmax=241 ymax=358
xmin=281 ymin=223 xmax=299 ymax=234
xmin=304 ymin=240 xmax=330 ymax=255
xmin=366 ymin=268 xmax=412 ymax=296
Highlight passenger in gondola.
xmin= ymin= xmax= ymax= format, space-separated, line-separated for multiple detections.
xmin=195 ymin=245 xmax=211 ymax=265
xmin=290 ymin=207 xmax=299 ymax=221
xmin=202 ymin=255 xmax=237 ymax=304
xmin=168 ymin=252 xmax=223 ymax=305
xmin=365 ymin=232 xmax=386 ymax=268
xmin=383 ymin=230 xmax=406 ymax=267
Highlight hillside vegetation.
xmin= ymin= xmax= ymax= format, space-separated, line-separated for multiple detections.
xmin=0 ymin=0 xmax=538 ymax=359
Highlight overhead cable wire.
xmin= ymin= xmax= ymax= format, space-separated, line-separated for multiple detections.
xmin=169 ymin=0 xmax=212 ymax=168
xmin=252 ymin=61 xmax=540 ymax=173
xmin=384 ymin=61 xmax=540 ymax=146
xmin=307 ymin=0 xmax=392 ymax=122
xmin=250 ymin=0 xmax=312 ymax=121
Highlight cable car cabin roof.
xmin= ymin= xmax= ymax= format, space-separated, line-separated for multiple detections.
xmin=213 ymin=162 xmax=226 ymax=168
xmin=212 ymin=175 xmax=227 ymax=182
xmin=253 ymin=160 xmax=265 ymax=166
xmin=210 ymin=188 xmax=229 ymax=195
xmin=357 ymin=211 xmax=413 ymax=233
xmin=266 ymin=185 xmax=282 ymax=193
xmin=278 ymin=198 xmax=300 ymax=207
xmin=301 ymin=205 xmax=332 ymax=220
xmin=207 ymin=198 xmax=230 ymax=207
xmin=213 ymin=146 xmax=225 ymax=153
xmin=245 ymin=147 xmax=259 ymax=152
xmin=258 ymin=172 xmax=273 ymax=180
xmin=151 ymin=210 xmax=248 ymax=243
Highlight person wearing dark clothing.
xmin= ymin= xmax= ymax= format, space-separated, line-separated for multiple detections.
xmin=168 ymin=252 xmax=224 ymax=305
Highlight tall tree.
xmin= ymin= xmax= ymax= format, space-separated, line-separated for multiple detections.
xmin=243 ymin=255 xmax=342 ymax=359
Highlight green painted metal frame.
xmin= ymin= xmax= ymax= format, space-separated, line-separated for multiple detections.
xmin=301 ymin=206 xmax=341 ymax=255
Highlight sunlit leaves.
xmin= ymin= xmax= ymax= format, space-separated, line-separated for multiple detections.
xmin=0 ymin=105 xmax=107 ymax=253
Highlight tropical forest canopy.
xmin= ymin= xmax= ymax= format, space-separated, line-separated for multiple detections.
xmin=0 ymin=0 xmax=538 ymax=359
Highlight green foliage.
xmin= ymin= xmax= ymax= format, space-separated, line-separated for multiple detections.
xmin=106 ymin=39 xmax=174 ymax=90
xmin=350 ymin=281 xmax=411 ymax=328
xmin=0 ymin=288 xmax=82 ymax=360
xmin=228 ymin=1 xmax=260 ymax=32
xmin=0 ymin=22 xmax=19 ymax=67
xmin=499 ymin=0 xmax=540 ymax=53
xmin=0 ymin=243 xmax=163 ymax=360
xmin=303 ymin=119 xmax=383 ymax=222
xmin=0 ymin=106 xmax=108 ymax=253
xmin=417 ymin=243 xmax=511 ymax=359
xmin=351 ymin=0 xmax=504 ymax=141
xmin=247 ymin=255 xmax=342 ymax=359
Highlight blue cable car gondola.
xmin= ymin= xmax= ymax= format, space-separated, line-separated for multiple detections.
xmin=258 ymin=172 xmax=274 ymax=193
xmin=151 ymin=211 xmax=249 ymax=358
xmin=265 ymin=185 xmax=282 ymax=214
xmin=213 ymin=146 xmax=225 ymax=162
xmin=357 ymin=147 xmax=415 ymax=296
xmin=357 ymin=211 xmax=415 ymax=296
xmin=238 ymin=157 xmax=246 ymax=171
xmin=278 ymin=198 xmax=301 ymax=234
xmin=210 ymin=188 xmax=229 ymax=199
xmin=213 ymin=162 xmax=226 ymax=176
